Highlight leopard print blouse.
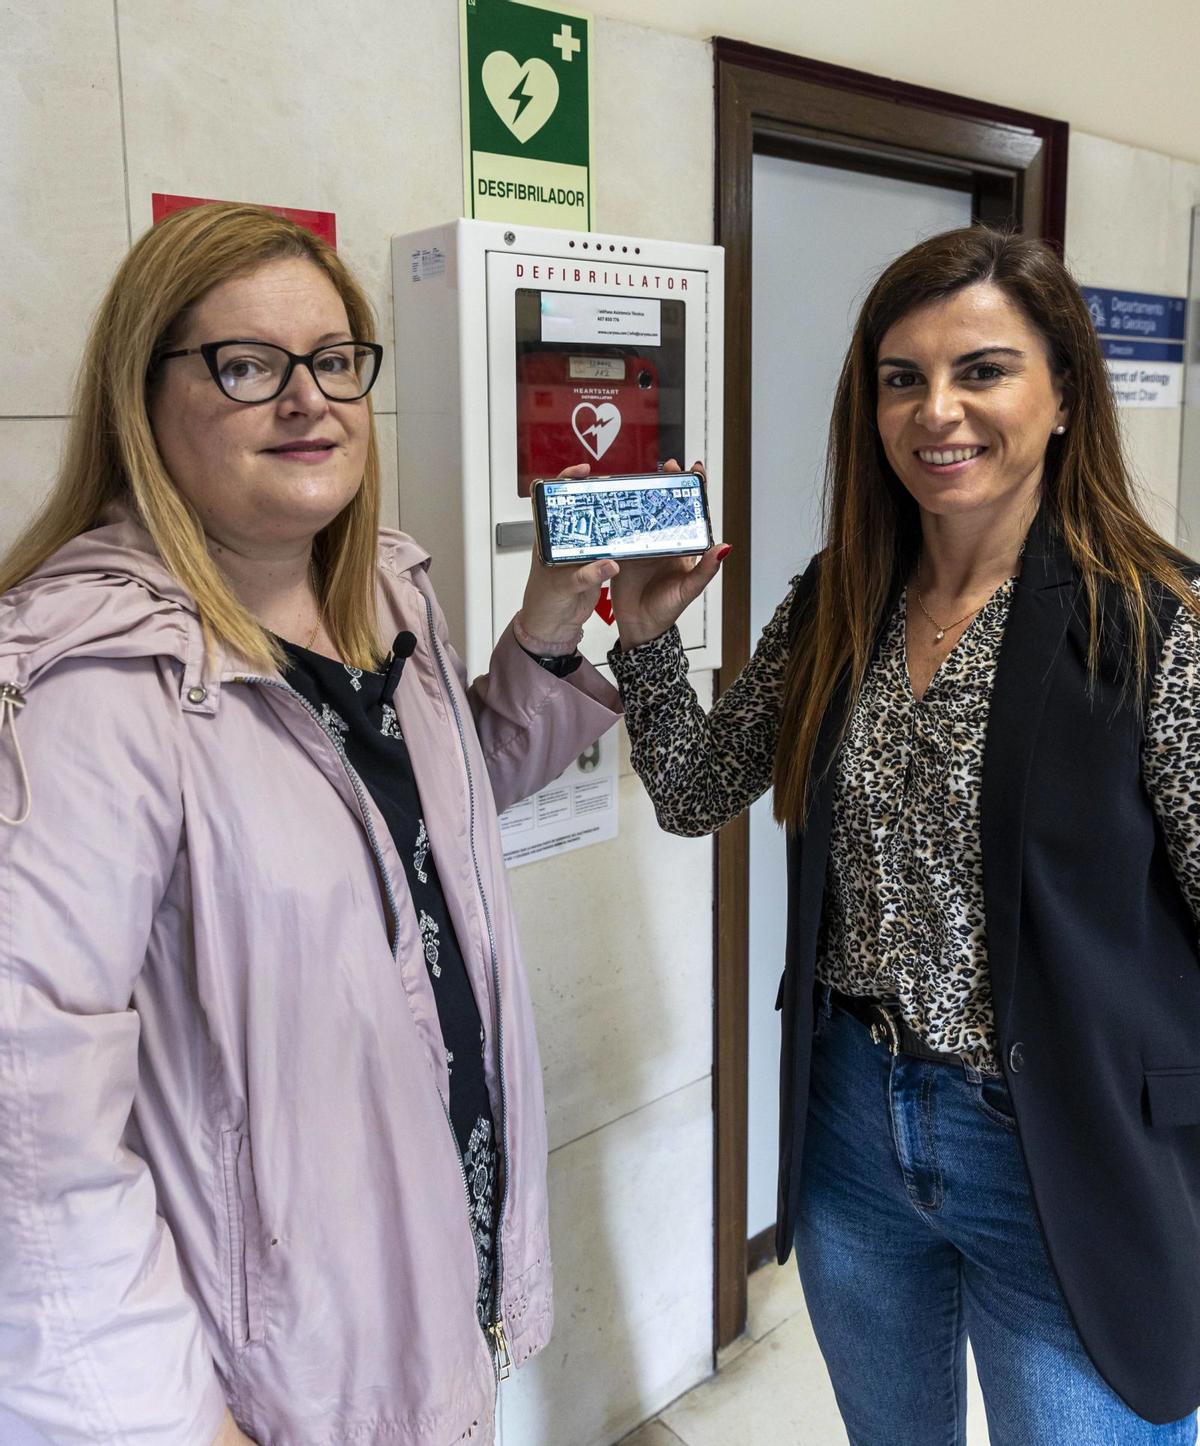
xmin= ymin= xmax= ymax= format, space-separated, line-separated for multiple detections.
xmin=609 ymin=574 xmax=1200 ymax=1073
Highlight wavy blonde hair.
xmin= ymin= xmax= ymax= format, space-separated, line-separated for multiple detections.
xmin=0 ymin=202 xmax=384 ymax=672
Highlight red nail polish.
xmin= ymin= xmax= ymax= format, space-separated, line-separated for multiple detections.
xmin=717 ymin=544 xmax=732 ymax=561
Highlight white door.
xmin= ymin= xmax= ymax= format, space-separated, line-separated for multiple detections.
xmin=747 ymin=153 xmax=973 ymax=1237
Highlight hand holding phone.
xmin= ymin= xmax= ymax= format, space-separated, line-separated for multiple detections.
xmin=605 ymin=461 xmax=729 ymax=651
xmin=515 ymin=464 xmax=617 ymax=653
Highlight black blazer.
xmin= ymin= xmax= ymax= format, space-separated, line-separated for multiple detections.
xmin=774 ymin=514 xmax=1200 ymax=1425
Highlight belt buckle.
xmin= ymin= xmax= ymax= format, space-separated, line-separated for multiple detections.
xmin=868 ymin=1005 xmax=902 ymax=1056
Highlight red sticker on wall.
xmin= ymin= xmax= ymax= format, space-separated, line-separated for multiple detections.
xmin=151 ymin=193 xmax=337 ymax=248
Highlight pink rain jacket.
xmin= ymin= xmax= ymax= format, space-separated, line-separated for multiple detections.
xmin=0 ymin=515 xmax=622 ymax=1445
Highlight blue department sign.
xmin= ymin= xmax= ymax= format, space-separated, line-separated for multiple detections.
xmin=1082 ymin=286 xmax=1186 ymax=408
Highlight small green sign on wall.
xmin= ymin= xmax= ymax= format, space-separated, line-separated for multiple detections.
xmin=461 ymin=0 xmax=593 ymax=230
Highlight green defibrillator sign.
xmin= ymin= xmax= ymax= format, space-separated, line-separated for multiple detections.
xmin=461 ymin=0 xmax=593 ymax=229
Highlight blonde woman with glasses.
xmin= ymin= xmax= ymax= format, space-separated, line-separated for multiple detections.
xmin=0 ymin=203 xmax=621 ymax=1446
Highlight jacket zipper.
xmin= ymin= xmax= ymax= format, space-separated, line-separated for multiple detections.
xmin=237 ymin=674 xmax=492 ymax=1359
xmin=420 ymin=598 xmax=512 ymax=1383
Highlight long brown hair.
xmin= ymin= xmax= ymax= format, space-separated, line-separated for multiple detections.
xmin=0 ymin=203 xmax=384 ymax=672
xmin=773 ymin=225 xmax=1196 ymax=827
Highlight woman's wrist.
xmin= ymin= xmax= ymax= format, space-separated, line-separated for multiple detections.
xmin=513 ymin=613 xmax=583 ymax=657
xmin=608 ymin=622 xmax=683 ymax=678
xmin=616 ymin=622 xmax=668 ymax=653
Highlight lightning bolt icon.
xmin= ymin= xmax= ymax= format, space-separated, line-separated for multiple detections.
xmin=509 ymin=71 xmax=534 ymax=126
xmin=581 ymin=417 xmax=613 ymax=443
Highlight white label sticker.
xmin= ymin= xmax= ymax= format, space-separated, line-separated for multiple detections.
xmin=568 ymin=355 xmax=627 ymax=380
xmin=409 ymin=246 xmax=446 ymax=283
xmin=540 ymin=292 xmax=661 ymax=345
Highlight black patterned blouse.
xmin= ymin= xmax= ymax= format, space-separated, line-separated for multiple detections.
xmin=279 ymin=635 xmax=497 ymax=1327
xmin=609 ymin=575 xmax=1200 ymax=1073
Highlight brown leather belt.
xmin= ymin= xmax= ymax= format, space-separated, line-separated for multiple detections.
xmin=827 ymin=986 xmax=967 ymax=1066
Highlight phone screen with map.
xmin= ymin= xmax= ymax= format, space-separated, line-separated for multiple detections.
xmin=531 ymin=472 xmax=712 ymax=565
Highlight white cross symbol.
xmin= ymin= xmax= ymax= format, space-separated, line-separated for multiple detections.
xmin=552 ymin=23 xmax=581 ymax=61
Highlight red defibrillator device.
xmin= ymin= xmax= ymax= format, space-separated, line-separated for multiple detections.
xmin=513 ymin=288 xmax=686 ymax=498
xmin=516 ymin=350 xmax=661 ymax=496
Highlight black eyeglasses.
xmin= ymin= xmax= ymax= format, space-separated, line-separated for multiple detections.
xmin=155 ymin=339 xmax=383 ymax=404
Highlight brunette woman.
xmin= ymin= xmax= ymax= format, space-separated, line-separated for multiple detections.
xmin=610 ymin=227 xmax=1200 ymax=1443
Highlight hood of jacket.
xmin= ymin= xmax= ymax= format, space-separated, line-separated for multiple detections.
xmin=0 ymin=508 xmax=433 ymax=700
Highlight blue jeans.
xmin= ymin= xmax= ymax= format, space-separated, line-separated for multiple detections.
xmin=794 ymin=993 xmax=1198 ymax=1446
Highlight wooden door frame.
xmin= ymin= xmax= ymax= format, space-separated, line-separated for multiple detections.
xmin=712 ymin=38 xmax=1069 ymax=1349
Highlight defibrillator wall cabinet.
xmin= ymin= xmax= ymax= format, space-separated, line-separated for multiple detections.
xmin=392 ymin=220 xmax=725 ymax=676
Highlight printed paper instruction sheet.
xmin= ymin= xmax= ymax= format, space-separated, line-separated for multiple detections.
xmin=500 ymin=724 xmax=618 ymax=866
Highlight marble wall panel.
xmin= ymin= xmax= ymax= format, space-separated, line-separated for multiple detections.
xmin=2 ymin=2 xmax=129 ymax=416
xmin=499 ymin=1079 xmax=713 ymax=1446
xmin=1065 ymin=133 xmax=1175 ymax=287
xmin=592 ymin=22 xmax=714 ymax=245
xmin=509 ymin=778 xmax=713 ymax=1152
xmin=1168 ymin=157 xmax=1200 ymax=551
xmin=1121 ymin=409 xmax=1184 ymax=543
xmin=116 ymin=0 xmax=466 ymax=415
xmin=374 ymin=411 xmax=400 ymax=533
xmin=578 ymin=0 xmax=1200 ymax=168
xmin=0 ymin=418 xmax=66 ymax=555
xmin=1065 ymin=132 xmax=1200 ymax=544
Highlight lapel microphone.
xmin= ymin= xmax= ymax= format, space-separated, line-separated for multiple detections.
xmin=381 ymin=631 xmax=417 ymax=699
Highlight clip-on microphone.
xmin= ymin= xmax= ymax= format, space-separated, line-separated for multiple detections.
xmin=381 ymin=631 xmax=417 ymax=698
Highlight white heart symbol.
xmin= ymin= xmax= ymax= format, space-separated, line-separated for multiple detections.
xmin=481 ymin=52 xmax=560 ymax=145
xmin=572 ymin=402 xmax=622 ymax=461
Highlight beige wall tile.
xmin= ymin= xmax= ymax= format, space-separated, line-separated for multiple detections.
xmin=1172 ymin=162 xmax=1200 ymax=550
xmin=1121 ymin=409 xmax=1184 ymax=543
xmin=580 ymin=0 xmax=1200 ymax=167
xmin=509 ymin=780 xmax=713 ymax=1152
xmin=1066 ymin=134 xmax=1175 ymax=291
xmin=374 ymin=411 xmax=400 ymax=533
xmin=1065 ymin=132 xmax=1195 ymax=544
xmin=2 ymin=2 xmax=129 ymax=415
xmin=592 ymin=22 xmax=713 ymax=246
xmin=1168 ymin=157 xmax=1200 ymax=258
xmin=500 ymin=1080 xmax=712 ymax=1446
xmin=0 ymin=418 xmax=66 ymax=556
xmin=117 ymin=0 xmax=465 ymax=416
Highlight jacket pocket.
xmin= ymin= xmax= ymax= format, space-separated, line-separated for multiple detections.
xmin=218 ymin=1128 xmax=266 ymax=1348
xmin=1144 ymin=1068 xmax=1200 ymax=1128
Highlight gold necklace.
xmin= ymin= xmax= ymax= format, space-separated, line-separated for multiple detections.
xmin=913 ymin=587 xmax=982 ymax=643
xmin=914 ymin=541 xmax=1026 ymax=643
xmin=304 ymin=564 xmax=323 ymax=651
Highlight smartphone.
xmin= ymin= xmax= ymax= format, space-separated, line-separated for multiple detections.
xmin=531 ymin=471 xmax=713 ymax=565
